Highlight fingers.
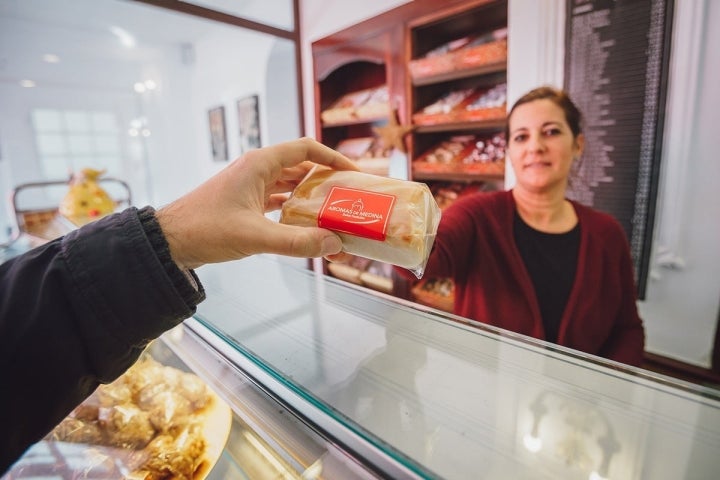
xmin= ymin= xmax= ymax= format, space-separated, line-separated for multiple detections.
xmin=257 ymin=222 xmax=343 ymax=258
xmin=265 ymin=193 xmax=289 ymax=212
xmin=324 ymin=251 xmax=354 ymax=264
xmin=271 ymin=137 xmax=358 ymax=171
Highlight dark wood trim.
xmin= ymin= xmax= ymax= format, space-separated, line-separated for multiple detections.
xmin=311 ymin=0 xmax=495 ymax=50
xmin=292 ymin=0 xmax=305 ymax=136
xmin=643 ymin=351 xmax=720 ymax=388
xmin=130 ymin=0 xmax=298 ymax=41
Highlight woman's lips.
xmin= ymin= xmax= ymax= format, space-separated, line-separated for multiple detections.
xmin=524 ymin=161 xmax=551 ymax=169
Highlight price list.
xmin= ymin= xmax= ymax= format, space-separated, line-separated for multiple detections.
xmin=564 ymin=0 xmax=673 ymax=297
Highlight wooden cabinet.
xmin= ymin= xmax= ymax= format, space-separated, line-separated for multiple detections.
xmin=314 ymin=30 xmax=394 ymax=152
xmin=407 ymin=0 xmax=508 ymax=187
xmin=311 ymin=0 xmax=508 ymax=305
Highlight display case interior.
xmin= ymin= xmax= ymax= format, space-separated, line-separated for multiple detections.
xmin=5 ymin=323 xmax=381 ymax=480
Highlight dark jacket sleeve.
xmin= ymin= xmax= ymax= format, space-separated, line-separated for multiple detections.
xmin=0 ymin=207 xmax=205 ymax=473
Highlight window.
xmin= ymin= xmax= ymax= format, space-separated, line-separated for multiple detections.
xmin=31 ymin=109 xmax=121 ymax=179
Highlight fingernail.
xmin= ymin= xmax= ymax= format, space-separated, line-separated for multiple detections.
xmin=321 ymin=235 xmax=342 ymax=256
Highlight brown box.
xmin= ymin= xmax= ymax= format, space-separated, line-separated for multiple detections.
xmin=454 ymin=38 xmax=508 ymax=71
xmin=409 ymin=35 xmax=507 ymax=81
xmin=412 ymin=88 xmax=476 ymax=125
xmin=412 ymin=136 xmax=476 ymax=174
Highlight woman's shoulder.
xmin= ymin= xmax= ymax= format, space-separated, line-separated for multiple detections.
xmin=572 ymin=201 xmax=627 ymax=241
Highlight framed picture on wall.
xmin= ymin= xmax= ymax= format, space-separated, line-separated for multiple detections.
xmin=237 ymin=94 xmax=261 ymax=153
xmin=208 ymin=105 xmax=228 ymax=162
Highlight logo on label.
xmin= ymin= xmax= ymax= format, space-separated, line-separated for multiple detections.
xmin=318 ymin=187 xmax=396 ymax=241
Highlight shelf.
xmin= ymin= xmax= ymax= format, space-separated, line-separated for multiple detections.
xmin=414 ymin=119 xmax=505 ymax=133
xmin=411 ymin=60 xmax=507 ymax=86
xmin=412 ymin=170 xmax=504 ymax=182
xmin=321 ymin=116 xmax=387 ymax=128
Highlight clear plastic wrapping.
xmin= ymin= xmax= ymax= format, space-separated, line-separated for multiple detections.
xmin=280 ymin=168 xmax=441 ymax=278
xmin=8 ymin=355 xmax=230 ymax=479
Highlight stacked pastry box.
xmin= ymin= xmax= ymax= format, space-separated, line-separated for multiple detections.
xmin=412 ymin=83 xmax=507 ymax=126
xmin=412 ymin=132 xmax=506 ymax=177
xmin=335 ymin=137 xmax=392 ymax=177
xmin=320 ymin=85 xmax=389 ymax=125
xmin=410 ymin=182 xmax=490 ymax=312
xmin=408 ymin=27 xmax=507 ymax=80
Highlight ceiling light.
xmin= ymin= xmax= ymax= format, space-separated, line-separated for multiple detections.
xmin=109 ymin=26 xmax=136 ymax=48
xmin=144 ymin=79 xmax=157 ymax=90
xmin=43 ymin=54 xmax=60 ymax=63
xmin=133 ymin=82 xmax=147 ymax=93
xmin=19 ymin=80 xmax=36 ymax=88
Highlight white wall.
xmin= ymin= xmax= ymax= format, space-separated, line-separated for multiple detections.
xmin=0 ymin=12 xmax=299 ymax=223
xmin=300 ymin=0 xmax=720 ymax=368
xmin=187 ymin=28 xmax=274 ymax=193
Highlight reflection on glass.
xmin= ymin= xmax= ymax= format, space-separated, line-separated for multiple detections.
xmin=195 ymin=256 xmax=720 ymax=480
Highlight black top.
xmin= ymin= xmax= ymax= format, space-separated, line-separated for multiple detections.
xmin=513 ymin=211 xmax=580 ymax=343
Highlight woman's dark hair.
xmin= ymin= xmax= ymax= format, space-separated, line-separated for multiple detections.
xmin=505 ymin=86 xmax=583 ymax=140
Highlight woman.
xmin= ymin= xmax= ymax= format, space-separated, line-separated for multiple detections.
xmin=413 ymin=86 xmax=645 ymax=366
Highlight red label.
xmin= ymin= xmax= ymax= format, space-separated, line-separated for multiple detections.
xmin=318 ymin=187 xmax=396 ymax=241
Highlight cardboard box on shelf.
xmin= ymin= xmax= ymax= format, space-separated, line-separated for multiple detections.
xmin=409 ymin=28 xmax=508 ymax=81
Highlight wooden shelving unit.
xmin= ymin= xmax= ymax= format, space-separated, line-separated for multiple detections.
xmin=311 ymin=0 xmax=508 ymax=307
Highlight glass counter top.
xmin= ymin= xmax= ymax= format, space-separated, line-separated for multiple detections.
xmin=194 ymin=255 xmax=720 ymax=480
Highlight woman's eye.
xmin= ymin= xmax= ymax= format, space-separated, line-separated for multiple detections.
xmin=513 ymin=134 xmax=527 ymax=143
xmin=543 ymin=128 xmax=562 ymax=136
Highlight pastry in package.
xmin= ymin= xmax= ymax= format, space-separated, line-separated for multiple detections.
xmin=280 ymin=168 xmax=441 ymax=278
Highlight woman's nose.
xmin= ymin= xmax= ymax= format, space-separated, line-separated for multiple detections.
xmin=527 ymin=132 xmax=546 ymax=151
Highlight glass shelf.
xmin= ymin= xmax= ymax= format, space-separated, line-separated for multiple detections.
xmin=193 ymin=254 xmax=720 ymax=480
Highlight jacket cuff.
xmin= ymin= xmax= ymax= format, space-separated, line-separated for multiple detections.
xmin=137 ymin=206 xmax=205 ymax=308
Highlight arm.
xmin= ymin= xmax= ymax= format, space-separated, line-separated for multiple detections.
xmin=0 ymin=138 xmax=357 ymax=472
xmin=0 ymin=207 xmax=198 ymax=471
xmin=410 ymin=195 xmax=481 ymax=279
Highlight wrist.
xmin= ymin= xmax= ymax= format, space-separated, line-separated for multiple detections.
xmin=138 ymin=206 xmax=203 ymax=298
xmin=155 ymin=204 xmax=202 ymax=270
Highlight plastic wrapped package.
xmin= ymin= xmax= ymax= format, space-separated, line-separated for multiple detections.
xmin=6 ymin=356 xmax=230 ymax=480
xmin=280 ymin=168 xmax=441 ymax=278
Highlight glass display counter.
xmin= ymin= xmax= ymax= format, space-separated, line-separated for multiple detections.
xmin=4 ymin=252 xmax=720 ymax=479
xmin=185 ymin=255 xmax=720 ymax=479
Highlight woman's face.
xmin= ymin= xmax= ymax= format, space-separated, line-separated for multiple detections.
xmin=507 ymin=99 xmax=583 ymax=194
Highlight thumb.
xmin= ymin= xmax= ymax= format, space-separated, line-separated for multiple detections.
xmin=261 ymin=222 xmax=343 ymax=258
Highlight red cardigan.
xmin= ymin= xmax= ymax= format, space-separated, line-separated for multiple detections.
xmin=413 ymin=189 xmax=645 ymax=366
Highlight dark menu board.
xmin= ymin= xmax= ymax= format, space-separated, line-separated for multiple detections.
xmin=564 ymin=0 xmax=673 ymax=298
